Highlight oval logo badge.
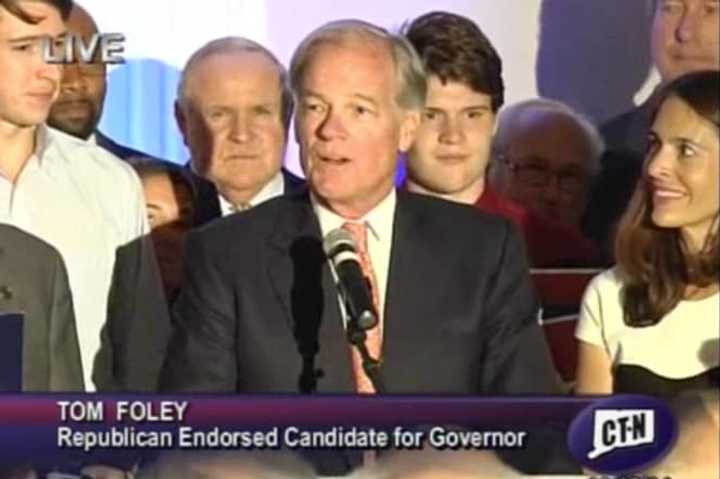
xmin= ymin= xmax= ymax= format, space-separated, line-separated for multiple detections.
xmin=568 ymin=395 xmax=677 ymax=474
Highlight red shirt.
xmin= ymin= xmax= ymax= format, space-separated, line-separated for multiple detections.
xmin=475 ymin=187 xmax=598 ymax=267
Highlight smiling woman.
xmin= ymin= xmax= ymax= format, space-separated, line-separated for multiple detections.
xmin=575 ymin=70 xmax=719 ymax=397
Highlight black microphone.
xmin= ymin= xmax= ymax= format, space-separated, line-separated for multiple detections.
xmin=322 ymin=228 xmax=378 ymax=331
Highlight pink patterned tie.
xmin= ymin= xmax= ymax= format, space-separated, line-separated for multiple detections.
xmin=342 ymin=222 xmax=383 ymax=394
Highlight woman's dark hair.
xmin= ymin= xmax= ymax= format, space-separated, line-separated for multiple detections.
xmin=128 ymin=158 xmax=198 ymax=227
xmin=615 ymin=70 xmax=720 ymax=327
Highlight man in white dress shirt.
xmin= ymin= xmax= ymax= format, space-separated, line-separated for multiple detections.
xmin=0 ymin=0 xmax=169 ymax=391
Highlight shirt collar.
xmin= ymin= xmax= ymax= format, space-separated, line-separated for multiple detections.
xmin=312 ymin=188 xmax=397 ymax=243
xmin=29 ymin=124 xmax=52 ymax=168
xmin=218 ymin=170 xmax=285 ymax=213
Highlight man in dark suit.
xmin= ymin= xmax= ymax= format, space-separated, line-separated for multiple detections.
xmin=162 ymin=19 xmax=558 ymax=396
xmin=174 ymin=37 xmax=305 ymax=226
xmin=161 ymin=19 xmax=566 ymax=476
xmin=585 ymin=0 xmax=719 ymax=259
xmin=0 ymin=224 xmax=83 ymax=391
xmin=46 ymin=3 xmax=157 ymax=161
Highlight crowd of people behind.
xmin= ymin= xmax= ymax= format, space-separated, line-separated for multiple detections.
xmin=0 ymin=0 xmax=718 ymax=477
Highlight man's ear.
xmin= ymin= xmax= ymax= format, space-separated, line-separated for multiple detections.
xmin=398 ymin=109 xmax=421 ymax=153
xmin=174 ymin=100 xmax=189 ymax=147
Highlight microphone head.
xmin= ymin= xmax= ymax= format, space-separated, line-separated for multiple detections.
xmin=322 ymin=228 xmax=356 ymax=257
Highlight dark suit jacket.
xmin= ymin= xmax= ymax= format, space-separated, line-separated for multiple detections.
xmin=161 ymin=190 xmax=558 ymax=395
xmin=95 ymin=130 xmax=161 ymax=161
xmin=0 ymin=224 xmax=84 ymax=391
xmin=187 ymin=165 xmax=306 ymax=226
xmin=582 ymin=99 xmax=655 ymax=262
xmin=600 ymin=99 xmax=655 ymax=160
xmin=92 ymin=234 xmax=173 ymax=392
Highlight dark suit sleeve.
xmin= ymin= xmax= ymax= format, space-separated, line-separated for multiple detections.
xmin=49 ymin=254 xmax=85 ymax=391
xmin=480 ymin=222 xmax=561 ymax=395
xmin=480 ymin=223 xmax=580 ymax=474
xmin=160 ymin=231 xmax=238 ymax=392
xmin=93 ymin=235 xmax=172 ymax=392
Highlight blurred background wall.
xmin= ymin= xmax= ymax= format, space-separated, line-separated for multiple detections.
xmin=84 ymin=0 xmax=659 ymax=174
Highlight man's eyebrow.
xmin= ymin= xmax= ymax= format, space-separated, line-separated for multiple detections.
xmin=8 ymin=31 xmax=68 ymax=43
xmin=301 ymin=89 xmax=327 ymax=101
xmin=464 ymin=105 xmax=491 ymax=111
xmin=145 ymin=204 xmax=163 ymax=212
xmin=352 ymin=93 xmax=378 ymax=106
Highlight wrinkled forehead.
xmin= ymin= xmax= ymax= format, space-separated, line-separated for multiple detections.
xmin=183 ymin=50 xmax=284 ymax=102
xmin=65 ymin=5 xmax=99 ymax=39
xmin=300 ymin=34 xmax=397 ymax=91
xmin=511 ymin=112 xmax=594 ymax=161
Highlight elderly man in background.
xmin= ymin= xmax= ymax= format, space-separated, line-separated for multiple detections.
xmin=489 ymin=98 xmax=603 ymax=228
xmin=175 ymin=37 xmax=304 ymax=225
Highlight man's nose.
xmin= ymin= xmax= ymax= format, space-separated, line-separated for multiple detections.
xmin=317 ymin=108 xmax=348 ymax=141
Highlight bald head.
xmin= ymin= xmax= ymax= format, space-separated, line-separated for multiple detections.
xmin=66 ymin=2 xmax=97 ymax=37
xmin=47 ymin=2 xmax=108 ymax=139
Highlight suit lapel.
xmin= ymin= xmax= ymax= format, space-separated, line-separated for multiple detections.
xmin=183 ymin=163 xmax=222 ymax=225
xmin=383 ymin=194 xmax=449 ymax=391
xmin=265 ymin=193 xmax=353 ymax=392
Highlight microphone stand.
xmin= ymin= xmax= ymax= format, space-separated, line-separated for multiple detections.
xmin=346 ymin=312 xmax=385 ymax=394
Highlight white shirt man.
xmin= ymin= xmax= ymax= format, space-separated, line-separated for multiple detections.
xmin=0 ymin=1 xmax=169 ymax=391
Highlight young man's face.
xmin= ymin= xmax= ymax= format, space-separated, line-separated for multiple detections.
xmin=0 ymin=1 xmax=65 ymax=130
xmin=407 ymin=76 xmax=495 ymax=199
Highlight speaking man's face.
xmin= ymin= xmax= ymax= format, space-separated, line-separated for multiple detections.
xmin=0 ymin=1 xmax=64 ymax=130
xmin=295 ymin=36 xmax=419 ymax=218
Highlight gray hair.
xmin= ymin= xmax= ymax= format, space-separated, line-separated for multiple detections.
xmin=177 ymin=37 xmax=294 ymax=130
xmin=493 ymin=98 xmax=605 ymax=177
xmin=289 ymin=19 xmax=427 ymax=111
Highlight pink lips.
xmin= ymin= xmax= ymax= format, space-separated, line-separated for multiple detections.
xmin=435 ymin=154 xmax=468 ymax=164
xmin=651 ymin=183 xmax=686 ymax=204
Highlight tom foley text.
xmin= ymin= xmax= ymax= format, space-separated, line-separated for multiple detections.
xmin=57 ymin=400 xmax=188 ymax=423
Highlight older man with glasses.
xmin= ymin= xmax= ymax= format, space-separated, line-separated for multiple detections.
xmin=489 ymin=98 xmax=604 ymax=229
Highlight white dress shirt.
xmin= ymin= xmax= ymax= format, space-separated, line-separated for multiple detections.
xmin=313 ymin=189 xmax=396 ymax=329
xmin=219 ymin=171 xmax=285 ymax=216
xmin=0 ymin=126 xmax=151 ymax=390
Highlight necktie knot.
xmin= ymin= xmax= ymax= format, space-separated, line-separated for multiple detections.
xmin=342 ymin=222 xmax=368 ymax=254
xmin=235 ymin=202 xmax=251 ymax=212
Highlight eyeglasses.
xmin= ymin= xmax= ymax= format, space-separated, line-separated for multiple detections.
xmin=498 ymin=154 xmax=589 ymax=193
